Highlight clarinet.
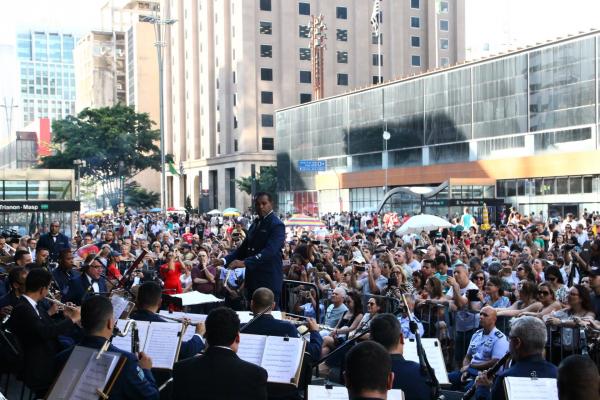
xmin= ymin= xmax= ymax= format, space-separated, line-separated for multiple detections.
xmin=131 ymin=321 xmax=140 ymax=354
xmin=461 ymin=352 xmax=511 ymax=400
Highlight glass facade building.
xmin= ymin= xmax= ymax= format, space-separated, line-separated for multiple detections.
xmin=17 ymin=31 xmax=76 ymax=126
xmin=276 ymin=32 xmax=600 ymax=215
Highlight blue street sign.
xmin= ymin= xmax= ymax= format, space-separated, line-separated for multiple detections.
xmin=297 ymin=159 xmax=327 ymax=172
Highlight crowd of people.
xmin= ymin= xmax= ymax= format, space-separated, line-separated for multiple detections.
xmin=0 ymin=200 xmax=599 ymax=399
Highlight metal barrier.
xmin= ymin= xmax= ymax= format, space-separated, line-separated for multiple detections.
xmin=281 ymin=279 xmax=321 ymax=322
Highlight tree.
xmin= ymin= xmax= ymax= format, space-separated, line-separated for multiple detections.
xmin=184 ymin=195 xmax=194 ymax=214
xmin=38 ymin=104 xmax=172 ymax=199
xmin=124 ymin=181 xmax=160 ymax=209
xmin=235 ymin=166 xmax=278 ymax=205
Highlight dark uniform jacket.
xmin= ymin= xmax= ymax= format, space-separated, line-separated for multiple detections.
xmin=172 ymin=345 xmax=268 ymax=400
xmin=390 ymin=354 xmax=430 ymax=400
xmin=225 ymin=211 xmax=285 ymax=302
xmin=129 ymin=309 xmax=205 ymax=359
xmin=491 ymin=354 xmax=558 ymax=400
xmin=7 ymin=296 xmax=74 ymax=394
xmin=64 ymin=273 xmax=108 ymax=305
xmin=55 ymin=335 xmax=159 ymax=400
xmin=37 ymin=232 xmax=70 ymax=262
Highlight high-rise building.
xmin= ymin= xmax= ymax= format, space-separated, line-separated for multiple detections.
xmin=161 ymin=0 xmax=465 ymax=211
xmin=16 ymin=30 xmax=77 ymax=127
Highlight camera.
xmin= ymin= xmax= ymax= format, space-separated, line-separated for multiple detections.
xmin=466 ymin=289 xmax=480 ymax=302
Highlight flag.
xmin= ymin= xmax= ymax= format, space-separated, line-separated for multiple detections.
xmin=168 ymin=161 xmax=179 ymax=176
xmin=370 ymin=0 xmax=382 ymax=37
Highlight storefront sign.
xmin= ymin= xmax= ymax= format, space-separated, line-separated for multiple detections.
xmin=421 ymin=198 xmax=504 ymax=207
xmin=0 ymin=201 xmax=80 ymax=212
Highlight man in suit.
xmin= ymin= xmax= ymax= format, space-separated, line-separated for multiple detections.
xmin=216 ymin=192 xmax=285 ymax=304
xmin=172 ymin=307 xmax=268 ymax=400
xmin=344 ymin=341 xmax=394 ymax=400
xmin=6 ymin=268 xmax=80 ymax=397
xmin=129 ymin=281 xmax=205 ymax=359
xmin=52 ymin=249 xmax=81 ymax=296
xmin=37 ymin=221 xmax=70 ymax=262
xmin=65 ymin=256 xmax=108 ymax=305
xmin=56 ymin=295 xmax=159 ymax=399
xmin=370 ymin=313 xmax=430 ymax=400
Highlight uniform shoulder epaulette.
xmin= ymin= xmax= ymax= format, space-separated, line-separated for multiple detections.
xmin=494 ymin=330 xmax=505 ymax=338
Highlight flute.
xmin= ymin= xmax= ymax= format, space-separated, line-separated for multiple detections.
xmin=46 ymin=296 xmax=79 ymax=311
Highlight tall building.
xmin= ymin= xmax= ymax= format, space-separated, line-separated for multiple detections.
xmin=74 ymin=31 xmax=126 ymax=111
xmin=16 ymin=31 xmax=76 ymax=127
xmin=161 ymin=0 xmax=465 ymax=212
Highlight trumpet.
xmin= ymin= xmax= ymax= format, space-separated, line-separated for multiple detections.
xmin=160 ymin=314 xmax=203 ymax=327
xmin=45 ymin=296 xmax=79 ymax=311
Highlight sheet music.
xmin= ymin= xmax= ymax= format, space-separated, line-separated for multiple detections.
xmin=181 ymin=324 xmax=196 ymax=342
xmin=158 ymin=310 xmax=207 ymax=324
xmin=237 ymin=334 xmax=267 ymax=366
xmin=143 ymin=322 xmax=183 ymax=369
xmin=111 ymin=295 xmax=130 ymax=320
xmin=404 ymin=338 xmax=449 ymax=385
xmin=111 ymin=320 xmax=150 ymax=354
xmin=307 ymin=385 xmax=404 ymax=400
xmin=171 ymin=291 xmax=223 ymax=306
xmin=261 ymin=336 xmax=303 ymax=384
xmin=47 ymin=346 xmax=121 ymax=400
xmin=504 ymin=377 xmax=558 ymax=400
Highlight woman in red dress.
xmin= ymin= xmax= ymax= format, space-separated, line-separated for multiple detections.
xmin=160 ymin=251 xmax=184 ymax=294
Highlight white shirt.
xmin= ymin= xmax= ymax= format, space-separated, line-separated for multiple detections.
xmin=86 ymin=274 xmax=100 ymax=293
xmin=23 ymin=294 xmax=40 ymax=317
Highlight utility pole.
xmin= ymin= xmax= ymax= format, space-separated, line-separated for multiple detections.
xmin=1 ymin=97 xmax=19 ymax=167
xmin=310 ymin=14 xmax=327 ymax=100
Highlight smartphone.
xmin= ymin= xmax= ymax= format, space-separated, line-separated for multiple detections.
xmin=466 ymin=289 xmax=480 ymax=302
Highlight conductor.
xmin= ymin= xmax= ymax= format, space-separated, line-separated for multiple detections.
xmin=217 ymin=192 xmax=285 ymax=304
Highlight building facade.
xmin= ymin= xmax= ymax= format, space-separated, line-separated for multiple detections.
xmin=17 ymin=30 xmax=76 ymax=127
xmin=160 ymin=0 xmax=465 ymax=212
xmin=276 ymin=30 xmax=600 ymax=219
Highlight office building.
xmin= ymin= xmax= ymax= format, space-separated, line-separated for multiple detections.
xmin=276 ymin=30 xmax=600 ymax=219
xmin=161 ymin=0 xmax=465 ymax=211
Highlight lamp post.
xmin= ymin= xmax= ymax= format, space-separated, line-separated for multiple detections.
xmin=1 ymin=97 xmax=18 ymax=167
xmin=73 ymin=159 xmax=86 ymax=236
xmin=382 ymin=131 xmax=391 ymax=196
xmin=140 ymin=12 xmax=177 ymax=212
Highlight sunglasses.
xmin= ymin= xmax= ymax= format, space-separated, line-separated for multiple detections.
xmin=538 ymin=291 xmax=550 ymax=296
xmin=474 ymin=276 xmax=485 ymax=281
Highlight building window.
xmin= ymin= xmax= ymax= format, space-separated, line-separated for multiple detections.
xmin=234 ymin=140 xmax=238 ymax=152
xmin=299 ymin=25 xmax=310 ymax=38
xmin=260 ymin=21 xmax=272 ymax=34
xmin=372 ymin=54 xmax=383 ymax=66
xmin=260 ymin=44 xmax=272 ymax=57
xmin=410 ymin=17 xmax=420 ymax=28
xmin=336 ymin=7 xmax=347 ymax=19
xmin=300 ymin=93 xmax=312 ymax=103
xmin=411 ymin=55 xmax=421 ymax=66
xmin=439 ymin=20 xmax=449 ymax=31
xmin=372 ymin=76 xmax=382 ymax=84
xmin=337 ymin=73 xmax=348 ymax=86
xmin=261 ymin=114 xmax=274 ymax=127
xmin=233 ymin=71 xmax=236 ymax=83
xmin=233 ymin=116 xmax=238 ymax=129
xmin=299 ymin=70 xmax=311 ymax=83
xmin=262 ymin=137 xmax=274 ymax=150
xmin=372 ymin=33 xmax=382 ymax=44
xmin=299 ymin=2 xmax=310 ymax=15
xmin=217 ymin=122 xmax=220 ymax=132
xmin=299 ymin=47 xmax=311 ymax=60
xmin=336 ymin=29 xmax=348 ymax=41
xmin=411 ymin=0 xmax=419 ymax=8
xmin=411 ymin=36 xmax=420 ymax=47
xmin=260 ymin=0 xmax=271 ymax=11
xmin=261 ymin=91 xmax=273 ymax=104
xmin=440 ymin=57 xmax=449 ymax=66
xmin=440 ymin=38 xmax=449 ymax=49
xmin=233 ymin=93 xmax=237 ymax=106
xmin=337 ymin=51 xmax=348 ymax=63
xmin=440 ymin=1 xmax=449 ymax=12
xmin=260 ymin=68 xmax=273 ymax=81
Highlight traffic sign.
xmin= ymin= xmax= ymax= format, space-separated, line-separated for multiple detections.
xmin=297 ymin=159 xmax=327 ymax=172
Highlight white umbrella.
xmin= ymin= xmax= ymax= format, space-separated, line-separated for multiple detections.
xmin=396 ymin=214 xmax=452 ymax=235
xmin=207 ymin=209 xmax=222 ymax=215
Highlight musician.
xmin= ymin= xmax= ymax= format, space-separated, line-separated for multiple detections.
xmin=129 ymin=281 xmax=205 ymax=359
xmin=216 ymin=192 xmax=285 ymax=305
xmin=37 ymin=220 xmax=70 ymax=262
xmin=370 ymin=313 xmax=430 ymax=400
xmin=0 ymin=266 xmax=27 ymax=310
xmin=344 ymin=341 xmax=394 ymax=400
xmin=52 ymin=249 xmax=81 ymax=295
xmin=64 ymin=255 xmax=108 ymax=305
xmin=475 ymin=316 xmax=556 ymax=400
xmin=6 ymin=268 xmax=80 ymax=397
xmin=557 ymin=354 xmax=600 ymax=400
xmin=448 ymin=306 xmax=509 ymax=392
xmin=26 ymin=246 xmax=49 ymax=270
xmin=56 ymin=296 xmax=159 ymax=399
xmin=6 ymin=249 xmax=32 ymax=271
xmin=172 ymin=307 xmax=268 ymax=400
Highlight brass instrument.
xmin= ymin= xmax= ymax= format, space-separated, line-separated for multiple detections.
xmin=462 ymin=352 xmax=511 ymax=400
xmin=285 ymin=318 xmax=335 ymax=332
xmin=45 ymin=296 xmax=79 ymax=311
xmin=160 ymin=314 xmax=203 ymax=327
xmin=96 ymin=320 xmax=134 ymax=359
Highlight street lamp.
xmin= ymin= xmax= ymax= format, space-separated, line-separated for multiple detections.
xmin=382 ymin=131 xmax=391 ymax=196
xmin=1 ymin=97 xmax=19 ymax=167
xmin=140 ymin=11 xmax=177 ymax=212
xmin=73 ymin=159 xmax=86 ymax=236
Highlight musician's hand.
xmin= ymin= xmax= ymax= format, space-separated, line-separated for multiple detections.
xmin=47 ymin=302 xmax=59 ymax=316
xmin=0 ymin=305 xmax=12 ymax=319
xmin=138 ymin=352 xmax=153 ymax=370
xmin=306 ymin=318 xmax=319 ymax=333
xmin=63 ymin=305 xmax=81 ymax=323
xmin=475 ymin=371 xmax=492 ymax=387
xmin=195 ymin=322 xmax=206 ymax=336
